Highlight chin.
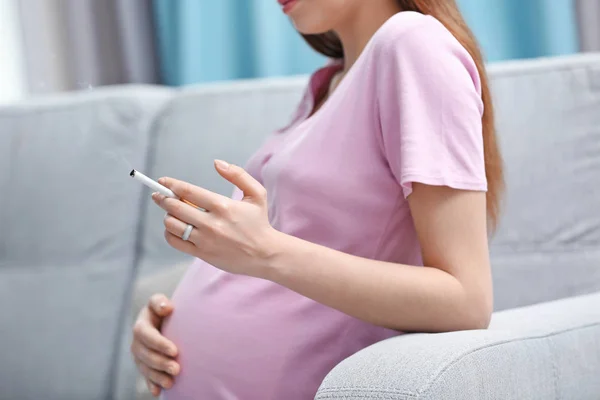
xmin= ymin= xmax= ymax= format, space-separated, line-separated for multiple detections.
xmin=290 ymin=15 xmax=332 ymax=35
xmin=285 ymin=0 xmax=347 ymax=35
xmin=292 ymin=20 xmax=333 ymax=35
xmin=289 ymin=13 xmax=335 ymax=35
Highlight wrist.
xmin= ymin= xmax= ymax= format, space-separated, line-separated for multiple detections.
xmin=257 ymin=227 xmax=291 ymax=281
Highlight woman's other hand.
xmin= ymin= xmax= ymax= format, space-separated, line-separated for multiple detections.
xmin=131 ymin=294 xmax=180 ymax=397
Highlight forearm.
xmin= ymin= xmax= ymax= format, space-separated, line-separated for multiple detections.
xmin=264 ymin=231 xmax=489 ymax=333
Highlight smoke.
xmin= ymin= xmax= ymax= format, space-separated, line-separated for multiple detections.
xmin=103 ymin=150 xmax=133 ymax=174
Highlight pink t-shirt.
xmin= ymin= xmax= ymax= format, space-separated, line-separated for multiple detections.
xmin=161 ymin=11 xmax=486 ymax=400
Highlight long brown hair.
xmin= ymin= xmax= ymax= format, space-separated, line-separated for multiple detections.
xmin=302 ymin=0 xmax=504 ymax=231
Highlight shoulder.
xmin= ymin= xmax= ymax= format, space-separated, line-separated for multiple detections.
xmin=373 ymin=11 xmax=436 ymax=41
xmin=371 ymin=12 xmax=475 ymax=67
xmin=369 ymin=12 xmax=481 ymax=95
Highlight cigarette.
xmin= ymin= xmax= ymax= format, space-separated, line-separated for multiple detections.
xmin=130 ymin=169 xmax=201 ymax=209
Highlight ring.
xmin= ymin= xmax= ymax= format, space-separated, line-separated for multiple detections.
xmin=182 ymin=224 xmax=194 ymax=241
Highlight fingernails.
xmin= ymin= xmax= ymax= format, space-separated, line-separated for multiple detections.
xmin=153 ymin=193 xmax=165 ymax=203
xmin=168 ymin=364 xmax=179 ymax=375
xmin=214 ymin=159 xmax=230 ymax=170
xmin=158 ymin=177 xmax=166 ymax=185
xmin=152 ymin=192 xmax=162 ymax=201
xmin=159 ymin=302 xmax=167 ymax=309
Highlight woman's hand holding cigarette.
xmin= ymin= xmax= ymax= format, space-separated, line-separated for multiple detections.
xmin=151 ymin=160 xmax=280 ymax=278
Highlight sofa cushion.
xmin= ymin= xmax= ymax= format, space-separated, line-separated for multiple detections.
xmin=488 ymin=54 xmax=600 ymax=310
xmin=0 ymin=86 xmax=173 ymax=399
xmin=0 ymin=261 xmax=131 ymax=400
xmin=0 ymin=86 xmax=173 ymax=266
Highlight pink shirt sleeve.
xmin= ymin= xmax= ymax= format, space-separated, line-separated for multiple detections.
xmin=376 ymin=19 xmax=488 ymax=198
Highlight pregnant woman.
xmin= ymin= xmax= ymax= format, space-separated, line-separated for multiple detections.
xmin=131 ymin=0 xmax=504 ymax=398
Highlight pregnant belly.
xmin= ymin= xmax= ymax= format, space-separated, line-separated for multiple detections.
xmin=161 ymin=260 xmax=398 ymax=400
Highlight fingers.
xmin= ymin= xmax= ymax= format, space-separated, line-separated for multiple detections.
xmin=131 ymin=296 xmax=179 ymax=394
xmin=158 ymin=177 xmax=226 ymax=212
xmin=214 ymin=160 xmax=267 ymax=203
xmin=133 ymin=306 xmax=178 ymax=357
xmin=136 ymin=359 xmax=175 ymax=390
xmin=164 ymin=230 xmax=198 ymax=256
xmin=133 ymin=320 xmax=178 ymax=357
xmin=163 ymin=214 xmax=201 ymax=244
xmin=153 ymin=193 xmax=210 ymax=229
xmin=149 ymin=293 xmax=174 ymax=318
xmin=132 ymin=341 xmax=180 ymax=375
xmin=147 ymin=379 xmax=161 ymax=397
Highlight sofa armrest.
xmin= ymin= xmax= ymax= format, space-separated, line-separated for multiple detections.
xmin=316 ymin=292 xmax=600 ymax=400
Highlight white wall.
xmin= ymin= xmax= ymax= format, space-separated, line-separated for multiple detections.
xmin=0 ymin=0 xmax=27 ymax=104
xmin=576 ymin=0 xmax=600 ymax=51
xmin=18 ymin=0 xmax=72 ymax=94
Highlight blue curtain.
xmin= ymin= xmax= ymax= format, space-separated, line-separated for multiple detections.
xmin=457 ymin=0 xmax=580 ymax=62
xmin=152 ymin=0 xmax=324 ymax=85
xmin=153 ymin=0 xmax=580 ymax=86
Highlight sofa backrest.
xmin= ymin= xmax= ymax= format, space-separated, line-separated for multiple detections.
xmin=488 ymin=54 xmax=600 ymax=310
xmin=0 ymin=86 xmax=173 ymax=399
xmin=141 ymin=54 xmax=600 ymax=312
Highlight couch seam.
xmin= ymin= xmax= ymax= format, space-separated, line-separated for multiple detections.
xmin=549 ymin=336 xmax=560 ymax=400
xmin=177 ymin=82 xmax=306 ymax=98
xmin=317 ymin=388 xmax=418 ymax=395
xmin=0 ymin=89 xmax=173 ymax=117
xmin=107 ymin=92 xmax=178 ymax=400
xmin=315 ymin=388 xmax=418 ymax=399
xmin=418 ymin=322 xmax=600 ymax=398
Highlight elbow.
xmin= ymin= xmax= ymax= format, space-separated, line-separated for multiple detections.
xmin=429 ymin=301 xmax=491 ymax=333
xmin=428 ymin=292 xmax=492 ymax=333
xmin=463 ymin=294 xmax=493 ymax=330
xmin=443 ymin=286 xmax=493 ymax=332
xmin=467 ymin=306 xmax=492 ymax=330
xmin=452 ymin=307 xmax=491 ymax=331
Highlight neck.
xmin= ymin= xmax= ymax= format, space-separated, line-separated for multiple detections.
xmin=334 ymin=1 xmax=402 ymax=73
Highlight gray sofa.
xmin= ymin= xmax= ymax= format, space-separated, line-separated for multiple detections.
xmin=1 ymin=53 xmax=599 ymax=400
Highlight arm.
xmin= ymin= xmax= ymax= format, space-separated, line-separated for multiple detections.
xmin=265 ymin=183 xmax=492 ymax=333
xmin=155 ymin=164 xmax=492 ymax=334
